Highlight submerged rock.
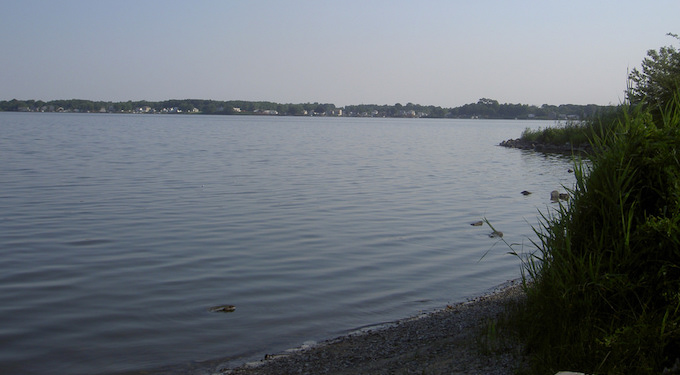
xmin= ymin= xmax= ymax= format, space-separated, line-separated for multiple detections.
xmin=489 ymin=231 xmax=503 ymax=238
xmin=209 ymin=304 xmax=236 ymax=313
xmin=551 ymin=190 xmax=569 ymax=201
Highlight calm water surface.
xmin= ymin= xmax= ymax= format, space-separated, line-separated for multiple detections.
xmin=0 ymin=113 xmax=576 ymax=374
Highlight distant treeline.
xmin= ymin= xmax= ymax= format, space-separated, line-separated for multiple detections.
xmin=0 ymin=97 xmax=616 ymax=120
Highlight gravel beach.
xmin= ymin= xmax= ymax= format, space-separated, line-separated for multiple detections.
xmin=222 ymin=281 xmax=528 ymax=375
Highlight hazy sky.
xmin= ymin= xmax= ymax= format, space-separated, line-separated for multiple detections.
xmin=1 ymin=1 xmax=678 ymax=107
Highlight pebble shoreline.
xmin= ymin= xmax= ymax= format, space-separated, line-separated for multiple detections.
xmin=221 ymin=281 xmax=528 ymax=375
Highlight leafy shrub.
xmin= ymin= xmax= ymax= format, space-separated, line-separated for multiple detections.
xmin=628 ymin=33 xmax=680 ymax=118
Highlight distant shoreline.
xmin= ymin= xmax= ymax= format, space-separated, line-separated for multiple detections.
xmin=0 ymin=98 xmax=616 ymax=120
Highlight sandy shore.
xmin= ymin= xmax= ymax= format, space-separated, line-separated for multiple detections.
xmin=220 ymin=281 xmax=528 ymax=375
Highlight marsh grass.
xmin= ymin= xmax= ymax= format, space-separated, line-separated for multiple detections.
xmin=520 ymin=108 xmax=624 ymax=147
xmin=521 ymin=121 xmax=591 ymax=146
xmin=507 ymin=95 xmax=680 ymax=374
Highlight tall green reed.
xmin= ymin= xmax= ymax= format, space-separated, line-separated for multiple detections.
xmin=514 ymin=93 xmax=680 ymax=374
xmin=520 ymin=108 xmax=624 ymax=147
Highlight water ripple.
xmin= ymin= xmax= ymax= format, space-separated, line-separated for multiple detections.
xmin=0 ymin=113 xmax=576 ymax=375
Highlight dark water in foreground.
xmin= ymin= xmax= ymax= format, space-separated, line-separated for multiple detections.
xmin=0 ymin=113 xmax=576 ymax=374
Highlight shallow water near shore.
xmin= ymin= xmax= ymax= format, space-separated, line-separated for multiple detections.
xmin=0 ymin=113 xmax=575 ymax=374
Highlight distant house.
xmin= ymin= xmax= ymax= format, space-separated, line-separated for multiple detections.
xmin=254 ymin=109 xmax=278 ymax=115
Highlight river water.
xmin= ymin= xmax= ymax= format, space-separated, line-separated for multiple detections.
xmin=0 ymin=112 xmax=576 ymax=374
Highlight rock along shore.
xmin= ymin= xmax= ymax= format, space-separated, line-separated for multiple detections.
xmin=221 ymin=281 xmax=528 ymax=375
xmin=499 ymin=138 xmax=592 ymax=155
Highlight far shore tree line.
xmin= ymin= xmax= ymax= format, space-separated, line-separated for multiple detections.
xmin=0 ymin=97 xmax=615 ymax=120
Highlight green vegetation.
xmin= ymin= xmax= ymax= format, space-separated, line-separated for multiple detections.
xmin=447 ymin=98 xmax=605 ymax=120
xmin=507 ymin=36 xmax=680 ymax=374
xmin=628 ymin=33 xmax=680 ymax=120
xmin=515 ymin=100 xmax=680 ymax=374
xmin=518 ymin=107 xmax=625 ymax=147
xmin=520 ymin=119 xmax=601 ymax=146
xmin=518 ymin=33 xmax=680 ymax=148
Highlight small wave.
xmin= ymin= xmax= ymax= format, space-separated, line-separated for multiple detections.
xmin=65 ymin=239 xmax=113 ymax=246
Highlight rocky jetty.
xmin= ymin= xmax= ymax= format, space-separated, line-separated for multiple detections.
xmin=499 ymin=138 xmax=591 ymax=154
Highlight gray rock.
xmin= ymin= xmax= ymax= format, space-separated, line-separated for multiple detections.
xmin=550 ymin=190 xmax=560 ymax=201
